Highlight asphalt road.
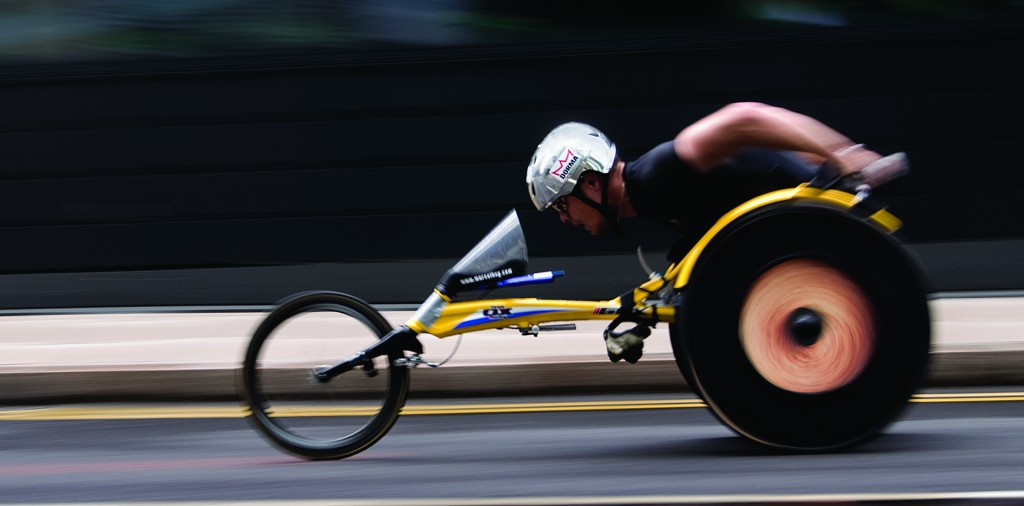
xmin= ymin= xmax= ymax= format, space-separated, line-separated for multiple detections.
xmin=1 ymin=390 xmax=1022 ymax=505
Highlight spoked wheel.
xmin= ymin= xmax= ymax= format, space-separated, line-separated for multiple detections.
xmin=240 ymin=291 xmax=409 ymax=460
xmin=671 ymin=203 xmax=931 ymax=451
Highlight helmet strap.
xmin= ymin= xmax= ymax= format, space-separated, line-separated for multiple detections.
xmin=573 ymin=174 xmax=624 ymax=239
xmin=601 ymin=177 xmax=625 ymax=239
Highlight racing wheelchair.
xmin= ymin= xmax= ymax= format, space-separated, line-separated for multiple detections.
xmin=239 ymin=162 xmax=931 ymax=460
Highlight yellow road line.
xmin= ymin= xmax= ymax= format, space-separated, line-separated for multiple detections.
xmin=0 ymin=392 xmax=1019 ymax=421
xmin=912 ymin=392 xmax=1024 ymax=402
xmin=0 ymin=406 xmax=245 ymax=421
xmin=403 ymin=399 xmax=707 ymax=415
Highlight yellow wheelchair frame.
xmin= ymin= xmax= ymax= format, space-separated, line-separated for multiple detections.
xmin=409 ymin=186 xmax=900 ymax=339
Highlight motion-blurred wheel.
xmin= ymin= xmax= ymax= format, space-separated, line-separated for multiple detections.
xmin=240 ymin=291 xmax=409 ymax=460
xmin=671 ymin=203 xmax=930 ymax=451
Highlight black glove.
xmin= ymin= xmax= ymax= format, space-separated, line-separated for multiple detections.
xmin=604 ymin=324 xmax=650 ymax=364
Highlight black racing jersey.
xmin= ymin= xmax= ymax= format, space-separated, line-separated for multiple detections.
xmin=622 ymin=141 xmax=815 ymax=250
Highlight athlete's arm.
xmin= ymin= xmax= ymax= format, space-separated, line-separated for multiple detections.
xmin=674 ymin=102 xmax=880 ymax=174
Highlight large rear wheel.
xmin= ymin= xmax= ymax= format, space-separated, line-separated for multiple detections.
xmin=672 ymin=203 xmax=931 ymax=451
xmin=240 ymin=291 xmax=409 ymax=460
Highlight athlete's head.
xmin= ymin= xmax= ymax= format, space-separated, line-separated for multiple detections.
xmin=525 ymin=122 xmax=617 ymax=212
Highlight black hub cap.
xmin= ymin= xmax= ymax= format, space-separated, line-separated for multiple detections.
xmin=787 ymin=307 xmax=823 ymax=346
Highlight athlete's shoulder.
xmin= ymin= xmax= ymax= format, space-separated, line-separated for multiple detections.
xmin=625 ymin=141 xmax=697 ymax=182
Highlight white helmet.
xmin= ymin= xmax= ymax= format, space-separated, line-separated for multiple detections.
xmin=526 ymin=122 xmax=617 ymax=211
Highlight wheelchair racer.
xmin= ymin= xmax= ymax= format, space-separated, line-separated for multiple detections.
xmin=525 ymin=102 xmax=907 ymax=363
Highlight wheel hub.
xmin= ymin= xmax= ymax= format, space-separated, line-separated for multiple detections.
xmin=787 ymin=307 xmax=823 ymax=346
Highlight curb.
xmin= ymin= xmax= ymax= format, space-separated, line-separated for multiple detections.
xmin=3 ymin=350 xmax=1022 ymax=405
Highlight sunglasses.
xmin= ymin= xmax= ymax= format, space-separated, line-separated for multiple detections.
xmin=550 ymin=196 xmax=570 ymax=214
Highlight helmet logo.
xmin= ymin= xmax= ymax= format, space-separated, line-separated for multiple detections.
xmin=550 ymin=148 xmax=580 ymax=180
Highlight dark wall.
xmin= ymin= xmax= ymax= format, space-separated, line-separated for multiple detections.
xmin=0 ymin=19 xmax=1021 ymax=307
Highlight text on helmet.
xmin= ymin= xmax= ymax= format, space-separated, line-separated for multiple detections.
xmin=550 ymin=148 xmax=580 ymax=180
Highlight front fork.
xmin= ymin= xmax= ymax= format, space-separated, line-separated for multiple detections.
xmin=312 ymin=326 xmax=424 ymax=382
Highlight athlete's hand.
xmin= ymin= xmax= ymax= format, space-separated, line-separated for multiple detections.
xmin=831 ymin=144 xmax=883 ymax=175
xmin=604 ymin=324 xmax=651 ymax=364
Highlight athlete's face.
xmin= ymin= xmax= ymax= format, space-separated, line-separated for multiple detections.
xmin=551 ymin=173 xmax=607 ymax=236
xmin=553 ymin=195 xmax=607 ymax=236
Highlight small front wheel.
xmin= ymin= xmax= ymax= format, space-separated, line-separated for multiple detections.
xmin=240 ymin=291 xmax=409 ymax=460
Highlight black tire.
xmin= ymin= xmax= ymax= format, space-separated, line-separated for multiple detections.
xmin=671 ymin=203 xmax=931 ymax=451
xmin=240 ymin=291 xmax=409 ymax=460
xmin=668 ymin=327 xmax=702 ymax=399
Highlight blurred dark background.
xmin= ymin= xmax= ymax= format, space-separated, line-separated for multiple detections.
xmin=0 ymin=1 xmax=1021 ymax=309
